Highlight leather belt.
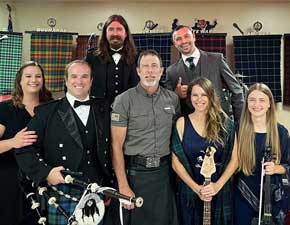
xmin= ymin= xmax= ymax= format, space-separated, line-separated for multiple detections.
xmin=125 ymin=154 xmax=170 ymax=168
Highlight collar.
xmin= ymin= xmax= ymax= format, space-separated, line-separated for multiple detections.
xmin=66 ymin=92 xmax=90 ymax=108
xmin=110 ymin=46 xmax=123 ymax=53
xmin=136 ymin=82 xmax=160 ymax=97
xmin=182 ymin=48 xmax=200 ymax=64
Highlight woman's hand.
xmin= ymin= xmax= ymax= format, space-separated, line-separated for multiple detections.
xmin=200 ymin=182 xmax=220 ymax=199
xmin=12 ymin=127 xmax=37 ymax=148
xmin=194 ymin=184 xmax=212 ymax=202
xmin=264 ymin=162 xmax=276 ymax=175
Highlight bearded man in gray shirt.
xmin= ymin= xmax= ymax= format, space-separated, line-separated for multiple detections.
xmin=110 ymin=49 xmax=179 ymax=225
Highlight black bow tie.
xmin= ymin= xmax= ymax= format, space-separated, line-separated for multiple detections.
xmin=110 ymin=48 xmax=123 ymax=55
xmin=74 ymin=99 xmax=91 ymax=108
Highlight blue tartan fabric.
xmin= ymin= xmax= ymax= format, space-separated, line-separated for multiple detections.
xmin=47 ymin=184 xmax=82 ymax=225
xmin=133 ymin=33 xmax=172 ymax=69
xmin=0 ymin=32 xmax=23 ymax=95
xmin=233 ymin=35 xmax=282 ymax=102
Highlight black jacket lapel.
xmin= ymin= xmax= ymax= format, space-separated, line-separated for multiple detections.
xmin=57 ymin=98 xmax=83 ymax=150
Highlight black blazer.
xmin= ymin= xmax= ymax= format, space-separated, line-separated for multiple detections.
xmin=15 ymin=97 xmax=111 ymax=185
xmin=85 ymin=52 xmax=139 ymax=98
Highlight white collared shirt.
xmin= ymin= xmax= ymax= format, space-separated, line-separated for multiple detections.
xmin=111 ymin=46 xmax=123 ymax=65
xmin=112 ymin=53 xmax=122 ymax=65
xmin=66 ymin=92 xmax=90 ymax=126
xmin=182 ymin=48 xmax=200 ymax=69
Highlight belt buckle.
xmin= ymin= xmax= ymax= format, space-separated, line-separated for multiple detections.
xmin=145 ymin=157 xmax=160 ymax=168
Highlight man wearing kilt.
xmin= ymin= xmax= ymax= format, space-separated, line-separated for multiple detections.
xmin=15 ymin=60 xmax=111 ymax=225
xmin=110 ymin=50 xmax=179 ymax=225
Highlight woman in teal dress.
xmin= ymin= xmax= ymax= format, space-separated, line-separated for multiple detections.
xmin=171 ymin=77 xmax=238 ymax=225
xmin=0 ymin=61 xmax=52 ymax=225
xmin=234 ymin=83 xmax=290 ymax=225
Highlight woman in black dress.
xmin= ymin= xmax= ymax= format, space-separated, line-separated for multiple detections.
xmin=0 ymin=61 xmax=52 ymax=225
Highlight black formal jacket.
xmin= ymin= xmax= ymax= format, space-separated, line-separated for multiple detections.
xmin=85 ymin=52 xmax=139 ymax=98
xmin=15 ymin=97 xmax=112 ymax=186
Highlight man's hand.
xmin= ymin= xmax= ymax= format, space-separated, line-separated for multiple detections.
xmin=175 ymin=77 xmax=188 ymax=99
xmin=119 ymin=185 xmax=135 ymax=210
xmin=47 ymin=166 xmax=65 ymax=185
xmin=12 ymin=127 xmax=37 ymax=148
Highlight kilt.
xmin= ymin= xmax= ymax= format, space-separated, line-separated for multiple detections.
xmin=104 ymin=160 xmax=178 ymax=225
xmin=47 ymin=184 xmax=82 ymax=225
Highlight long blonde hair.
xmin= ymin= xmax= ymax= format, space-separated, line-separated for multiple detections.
xmin=238 ymin=83 xmax=280 ymax=176
xmin=187 ymin=77 xmax=228 ymax=146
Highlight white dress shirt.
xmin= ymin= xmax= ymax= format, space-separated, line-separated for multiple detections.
xmin=182 ymin=48 xmax=200 ymax=69
xmin=111 ymin=47 xmax=123 ymax=65
xmin=66 ymin=92 xmax=90 ymax=126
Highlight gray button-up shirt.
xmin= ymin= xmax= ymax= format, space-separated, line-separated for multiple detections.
xmin=111 ymin=83 xmax=180 ymax=157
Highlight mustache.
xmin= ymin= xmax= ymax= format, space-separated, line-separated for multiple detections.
xmin=109 ymin=35 xmax=122 ymax=41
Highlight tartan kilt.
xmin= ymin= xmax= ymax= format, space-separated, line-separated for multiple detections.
xmin=47 ymin=184 xmax=83 ymax=225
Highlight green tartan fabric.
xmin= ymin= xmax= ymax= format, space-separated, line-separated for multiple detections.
xmin=0 ymin=32 xmax=23 ymax=95
xmin=171 ymin=117 xmax=235 ymax=225
xmin=47 ymin=184 xmax=82 ymax=225
xmin=30 ymin=33 xmax=73 ymax=92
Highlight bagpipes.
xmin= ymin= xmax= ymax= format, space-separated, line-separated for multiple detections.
xmin=24 ymin=170 xmax=143 ymax=225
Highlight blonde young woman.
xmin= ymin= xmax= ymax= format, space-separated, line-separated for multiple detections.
xmin=0 ymin=61 xmax=52 ymax=225
xmin=171 ymin=77 xmax=238 ymax=225
xmin=234 ymin=83 xmax=290 ymax=225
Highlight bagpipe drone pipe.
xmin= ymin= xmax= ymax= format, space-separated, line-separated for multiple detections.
xmin=22 ymin=170 xmax=143 ymax=225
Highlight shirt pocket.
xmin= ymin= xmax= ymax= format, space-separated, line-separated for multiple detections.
xmin=158 ymin=105 xmax=175 ymax=126
xmin=129 ymin=111 xmax=153 ymax=130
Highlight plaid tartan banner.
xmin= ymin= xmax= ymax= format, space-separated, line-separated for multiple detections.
xmin=233 ymin=35 xmax=282 ymax=102
xmin=30 ymin=33 xmax=73 ymax=91
xmin=74 ymin=35 xmax=98 ymax=60
xmin=196 ymin=33 xmax=227 ymax=56
xmin=133 ymin=33 xmax=172 ymax=69
xmin=283 ymin=34 xmax=290 ymax=106
xmin=0 ymin=32 xmax=23 ymax=95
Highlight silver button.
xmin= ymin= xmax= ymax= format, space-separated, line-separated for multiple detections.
xmin=105 ymin=138 xmax=108 ymax=142
xmin=85 ymin=130 xmax=89 ymax=134
xmin=104 ymin=151 xmax=107 ymax=155
xmin=115 ymin=74 xmax=119 ymax=78
xmin=62 ymin=156 xmax=67 ymax=161
xmin=115 ymin=67 xmax=119 ymax=70
xmin=39 ymin=158 xmax=43 ymax=162
xmin=59 ymin=143 xmax=63 ymax=148
xmin=87 ymin=150 xmax=90 ymax=154
xmin=104 ymin=163 xmax=107 ymax=167
xmin=115 ymin=90 xmax=119 ymax=94
xmin=115 ymin=82 xmax=119 ymax=85
xmin=88 ymin=161 xmax=91 ymax=165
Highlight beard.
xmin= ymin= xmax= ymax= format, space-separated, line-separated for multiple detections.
xmin=109 ymin=35 xmax=124 ymax=49
xmin=142 ymin=79 xmax=158 ymax=87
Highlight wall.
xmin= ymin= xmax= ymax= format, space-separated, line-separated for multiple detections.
xmin=1 ymin=1 xmax=290 ymax=128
